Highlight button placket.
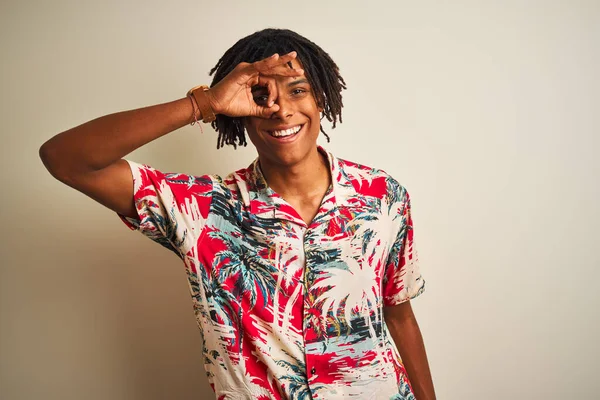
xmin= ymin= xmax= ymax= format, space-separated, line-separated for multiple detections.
xmin=301 ymin=226 xmax=314 ymax=392
xmin=299 ymin=200 xmax=335 ymax=397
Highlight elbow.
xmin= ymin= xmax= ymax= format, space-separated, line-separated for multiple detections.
xmin=39 ymin=141 xmax=70 ymax=182
xmin=39 ymin=141 xmax=55 ymax=173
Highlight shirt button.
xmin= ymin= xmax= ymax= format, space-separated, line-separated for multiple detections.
xmin=311 ymin=367 xmax=316 ymax=374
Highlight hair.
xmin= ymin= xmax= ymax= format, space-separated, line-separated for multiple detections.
xmin=209 ymin=28 xmax=346 ymax=149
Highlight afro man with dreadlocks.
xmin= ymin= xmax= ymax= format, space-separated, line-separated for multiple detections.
xmin=41 ymin=28 xmax=435 ymax=400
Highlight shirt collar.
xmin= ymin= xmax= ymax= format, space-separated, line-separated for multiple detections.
xmin=243 ymin=146 xmax=355 ymax=223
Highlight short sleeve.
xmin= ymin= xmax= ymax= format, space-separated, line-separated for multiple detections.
xmin=382 ymin=189 xmax=425 ymax=306
xmin=117 ymin=160 xmax=214 ymax=256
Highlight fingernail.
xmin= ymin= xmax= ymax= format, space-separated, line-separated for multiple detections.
xmin=297 ymin=69 xmax=304 ymax=74
xmin=268 ymin=100 xmax=274 ymax=107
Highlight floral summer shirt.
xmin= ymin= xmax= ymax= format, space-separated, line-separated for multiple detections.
xmin=118 ymin=147 xmax=425 ymax=400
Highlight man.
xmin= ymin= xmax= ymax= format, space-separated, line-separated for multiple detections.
xmin=40 ymin=28 xmax=435 ymax=399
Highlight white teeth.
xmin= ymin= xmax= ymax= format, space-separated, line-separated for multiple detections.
xmin=271 ymin=125 xmax=301 ymax=137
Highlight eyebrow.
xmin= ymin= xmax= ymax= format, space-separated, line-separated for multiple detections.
xmin=288 ymin=79 xmax=309 ymax=87
xmin=251 ymin=79 xmax=310 ymax=93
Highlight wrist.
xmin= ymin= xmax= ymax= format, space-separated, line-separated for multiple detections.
xmin=187 ymin=85 xmax=217 ymax=123
xmin=205 ymin=88 xmax=221 ymax=116
xmin=187 ymin=95 xmax=202 ymax=121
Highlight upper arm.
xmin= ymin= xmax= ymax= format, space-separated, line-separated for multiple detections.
xmin=59 ymin=159 xmax=138 ymax=219
xmin=384 ymin=300 xmax=416 ymax=328
xmin=45 ymin=152 xmax=214 ymax=254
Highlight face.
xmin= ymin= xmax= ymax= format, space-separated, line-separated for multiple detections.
xmin=244 ymin=59 xmax=323 ymax=167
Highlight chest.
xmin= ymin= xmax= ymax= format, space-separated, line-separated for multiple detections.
xmin=197 ymin=201 xmax=398 ymax=313
xmin=284 ymin=194 xmax=327 ymax=226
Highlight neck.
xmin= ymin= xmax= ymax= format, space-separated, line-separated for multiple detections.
xmin=259 ymin=147 xmax=331 ymax=200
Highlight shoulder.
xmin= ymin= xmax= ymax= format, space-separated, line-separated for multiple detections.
xmin=222 ymin=165 xmax=252 ymax=190
xmin=218 ymin=164 xmax=255 ymax=203
xmin=336 ymin=157 xmax=409 ymax=202
xmin=125 ymin=160 xmax=218 ymax=197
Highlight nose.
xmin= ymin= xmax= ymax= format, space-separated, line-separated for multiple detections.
xmin=271 ymin=94 xmax=294 ymax=120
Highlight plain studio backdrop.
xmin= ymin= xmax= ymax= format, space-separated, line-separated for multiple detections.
xmin=1 ymin=0 xmax=598 ymax=399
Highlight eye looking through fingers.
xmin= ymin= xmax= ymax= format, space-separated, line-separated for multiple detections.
xmin=251 ymin=86 xmax=270 ymax=106
xmin=248 ymin=52 xmax=305 ymax=110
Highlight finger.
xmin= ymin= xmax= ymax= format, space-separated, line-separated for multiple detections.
xmin=246 ymin=73 xmax=260 ymax=88
xmin=254 ymin=104 xmax=280 ymax=118
xmin=276 ymin=51 xmax=298 ymax=66
xmin=257 ymin=75 xmax=278 ymax=107
xmin=254 ymin=53 xmax=281 ymax=71
xmin=255 ymin=51 xmax=297 ymax=72
xmin=262 ymin=64 xmax=304 ymax=77
xmin=233 ymin=61 xmax=257 ymax=83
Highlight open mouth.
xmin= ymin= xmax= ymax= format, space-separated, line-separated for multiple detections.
xmin=267 ymin=124 xmax=304 ymax=140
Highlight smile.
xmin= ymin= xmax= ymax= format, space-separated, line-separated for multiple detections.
xmin=268 ymin=124 xmax=303 ymax=138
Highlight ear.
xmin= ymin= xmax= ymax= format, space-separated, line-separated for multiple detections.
xmin=317 ymin=101 xmax=324 ymax=113
xmin=317 ymin=96 xmax=325 ymax=113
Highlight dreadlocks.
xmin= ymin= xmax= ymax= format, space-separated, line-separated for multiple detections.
xmin=209 ymin=28 xmax=347 ymax=149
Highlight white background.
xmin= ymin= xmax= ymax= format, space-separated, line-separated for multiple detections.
xmin=1 ymin=0 xmax=599 ymax=398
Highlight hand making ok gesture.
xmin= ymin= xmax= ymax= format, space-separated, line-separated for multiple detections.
xmin=206 ymin=51 xmax=304 ymax=118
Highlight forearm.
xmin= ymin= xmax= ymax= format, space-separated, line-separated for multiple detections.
xmin=385 ymin=304 xmax=435 ymax=400
xmin=40 ymin=96 xmax=199 ymax=178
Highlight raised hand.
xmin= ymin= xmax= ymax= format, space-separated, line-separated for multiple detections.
xmin=206 ymin=52 xmax=304 ymax=118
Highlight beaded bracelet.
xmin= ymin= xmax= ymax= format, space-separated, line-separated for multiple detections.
xmin=187 ymin=94 xmax=203 ymax=133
